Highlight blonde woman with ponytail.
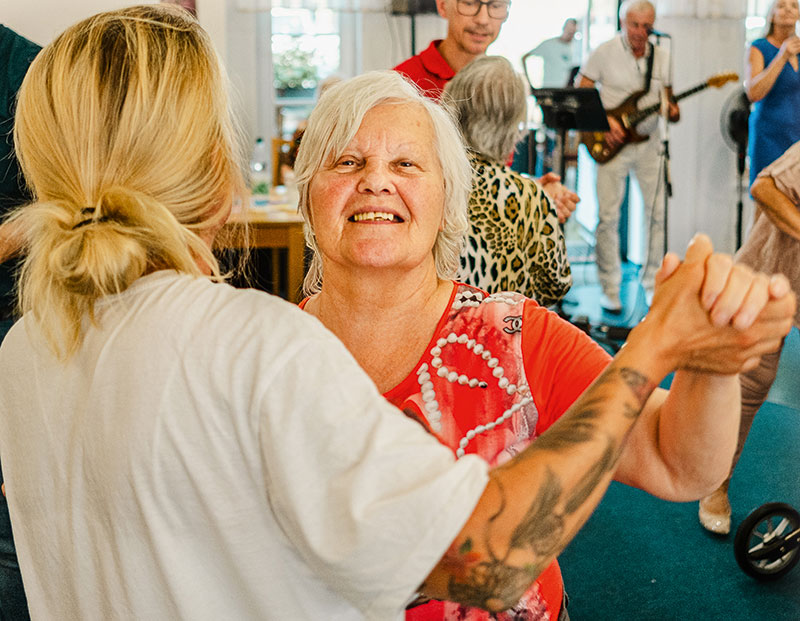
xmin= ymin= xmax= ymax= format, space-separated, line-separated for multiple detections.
xmin=0 ymin=6 xmax=497 ymax=619
xmin=9 ymin=5 xmax=242 ymax=359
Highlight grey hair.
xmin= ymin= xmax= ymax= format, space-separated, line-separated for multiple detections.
xmin=294 ymin=70 xmax=472 ymax=295
xmin=619 ymin=0 xmax=655 ymax=20
xmin=442 ymin=56 xmax=527 ymax=163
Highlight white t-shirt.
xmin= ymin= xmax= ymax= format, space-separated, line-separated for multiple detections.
xmin=0 ymin=271 xmax=488 ymax=620
xmin=580 ymin=33 xmax=671 ymax=136
xmin=529 ymin=36 xmax=580 ymax=88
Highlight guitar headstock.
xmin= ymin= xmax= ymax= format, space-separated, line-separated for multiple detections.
xmin=707 ymin=72 xmax=739 ymax=88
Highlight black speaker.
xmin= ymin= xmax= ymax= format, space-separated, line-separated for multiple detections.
xmin=391 ymin=0 xmax=439 ymax=15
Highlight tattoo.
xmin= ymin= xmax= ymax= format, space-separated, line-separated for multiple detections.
xmin=442 ymin=365 xmax=653 ymax=610
xmin=623 ymin=402 xmax=639 ymax=419
xmin=438 ymin=539 xmax=483 ymax=582
xmin=619 ymin=367 xmax=655 ymax=405
xmin=531 ymin=399 xmax=601 ymax=451
xmin=509 ymin=468 xmax=565 ymax=557
xmin=563 ymin=436 xmax=619 ymax=515
xmin=447 ymin=559 xmax=537 ymax=611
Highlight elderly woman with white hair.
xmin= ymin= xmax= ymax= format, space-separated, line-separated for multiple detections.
xmin=295 ymin=69 xmax=795 ymax=620
xmin=444 ymin=55 xmax=573 ymax=306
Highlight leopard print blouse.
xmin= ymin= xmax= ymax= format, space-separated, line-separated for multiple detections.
xmin=458 ymin=152 xmax=572 ymax=307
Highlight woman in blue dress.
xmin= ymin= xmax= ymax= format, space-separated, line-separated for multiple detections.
xmin=746 ymin=0 xmax=800 ymax=187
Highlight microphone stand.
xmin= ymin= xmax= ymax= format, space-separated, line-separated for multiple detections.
xmin=735 ymin=135 xmax=746 ymax=249
xmin=654 ymin=32 xmax=673 ymax=266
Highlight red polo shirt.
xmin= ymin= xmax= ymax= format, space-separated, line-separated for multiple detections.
xmin=393 ymin=39 xmax=455 ymax=101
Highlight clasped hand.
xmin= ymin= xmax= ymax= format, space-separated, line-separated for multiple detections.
xmin=638 ymin=234 xmax=795 ymax=375
xmin=781 ymin=36 xmax=800 ymax=60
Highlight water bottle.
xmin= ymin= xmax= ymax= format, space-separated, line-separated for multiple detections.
xmin=249 ymin=137 xmax=271 ymax=208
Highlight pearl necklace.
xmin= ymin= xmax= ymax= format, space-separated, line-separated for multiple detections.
xmin=416 ymin=329 xmax=533 ymax=458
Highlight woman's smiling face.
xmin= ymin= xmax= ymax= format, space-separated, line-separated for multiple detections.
xmin=308 ymin=102 xmax=446 ymax=276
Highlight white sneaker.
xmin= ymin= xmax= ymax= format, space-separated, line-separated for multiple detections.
xmin=600 ymin=291 xmax=622 ymax=313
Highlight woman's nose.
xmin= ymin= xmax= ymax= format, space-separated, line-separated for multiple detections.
xmin=357 ymin=161 xmax=394 ymax=194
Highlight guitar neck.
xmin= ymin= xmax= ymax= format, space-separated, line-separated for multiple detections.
xmin=628 ymin=82 xmax=710 ymax=125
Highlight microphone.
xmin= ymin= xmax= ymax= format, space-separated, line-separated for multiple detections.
xmin=647 ymin=27 xmax=671 ymax=38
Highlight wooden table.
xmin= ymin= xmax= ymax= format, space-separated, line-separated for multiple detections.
xmin=219 ymin=208 xmax=306 ymax=303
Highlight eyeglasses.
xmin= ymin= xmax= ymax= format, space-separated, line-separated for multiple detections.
xmin=456 ymin=0 xmax=511 ymax=20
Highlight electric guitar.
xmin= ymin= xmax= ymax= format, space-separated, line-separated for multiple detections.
xmin=581 ymin=72 xmax=739 ymax=164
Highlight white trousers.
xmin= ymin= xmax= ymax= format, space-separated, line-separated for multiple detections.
xmin=594 ymin=136 xmax=665 ymax=295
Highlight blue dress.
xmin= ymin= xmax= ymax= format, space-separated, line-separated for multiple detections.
xmin=748 ymin=38 xmax=800 ymax=186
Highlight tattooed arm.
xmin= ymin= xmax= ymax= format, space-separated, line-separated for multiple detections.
xmin=421 ymin=342 xmax=663 ymax=611
xmin=419 ymin=235 xmax=794 ymax=611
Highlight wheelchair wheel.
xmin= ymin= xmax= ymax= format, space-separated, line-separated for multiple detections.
xmin=734 ymin=502 xmax=800 ymax=581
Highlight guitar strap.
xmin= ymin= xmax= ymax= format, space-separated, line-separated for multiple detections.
xmin=642 ymin=41 xmax=655 ymax=93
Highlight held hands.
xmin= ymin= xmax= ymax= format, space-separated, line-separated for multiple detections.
xmin=538 ymin=172 xmax=579 ymax=223
xmin=634 ymin=234 xmax=795 ymax=376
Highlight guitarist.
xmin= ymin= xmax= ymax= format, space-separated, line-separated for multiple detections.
xmin=576 ymin=0 xmax=679 ymax=313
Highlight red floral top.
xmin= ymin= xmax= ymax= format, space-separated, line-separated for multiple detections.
xmin=384 ymin=284 xmax=610 ymax=620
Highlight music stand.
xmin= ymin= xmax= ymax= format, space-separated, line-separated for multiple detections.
xmin=532 ymin=88 xmax=630 ymax=349
xmin=532 ymin=88 xmax=608 ymax=180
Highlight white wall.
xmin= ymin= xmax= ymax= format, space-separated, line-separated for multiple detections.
xmin=222 ymin=4 xmax=260 ymax=148
xmin=361 ymin=11 xmax=445 ymax=72
xmin=4 ymin=0 xmax=160 ymax=46
xmin=661 ymin=16 xmax=752 ymax=254
xmin=3 ymin=0 xmax=228 ymax=66
xmin=3 ymin=0 xmax=255 ymax=145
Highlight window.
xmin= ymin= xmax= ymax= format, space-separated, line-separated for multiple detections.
xmin=255 ymin=7 xmax=360 ymax=141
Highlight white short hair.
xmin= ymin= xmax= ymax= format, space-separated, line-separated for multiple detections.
xmin=294 ymin=70 xmax=472 ymax=295
xmin=619 ymin=0 xmax=655 ymax=20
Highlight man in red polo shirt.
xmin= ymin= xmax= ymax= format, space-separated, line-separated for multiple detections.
xmin=393 ymin=0 xmax=510 ymax=100
xmin=395 ymin=0 xmax=579 ymax=222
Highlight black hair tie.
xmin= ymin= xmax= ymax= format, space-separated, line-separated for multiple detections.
xmin=72 ymin=208 xmax=111 ymax=230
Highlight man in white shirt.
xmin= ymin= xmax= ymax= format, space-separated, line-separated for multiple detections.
xmin=577 ymin=0 xmax=679 ymax=313
xmin=523 ymin=18 xmax=581 ymax=88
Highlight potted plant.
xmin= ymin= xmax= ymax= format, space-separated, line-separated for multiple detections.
xmin=273 ymin=45 xmax=319 ymax=98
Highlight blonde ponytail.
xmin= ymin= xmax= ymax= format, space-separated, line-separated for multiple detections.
xmin=11 ymin=5 xmax=245 ymax=358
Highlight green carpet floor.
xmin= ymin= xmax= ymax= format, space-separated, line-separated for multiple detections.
xmin=558 ymin=332 xmax=800 ymax=620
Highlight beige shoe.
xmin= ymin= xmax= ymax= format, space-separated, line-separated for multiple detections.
xmin=698 ymin=485 xmax=731 ymax=535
